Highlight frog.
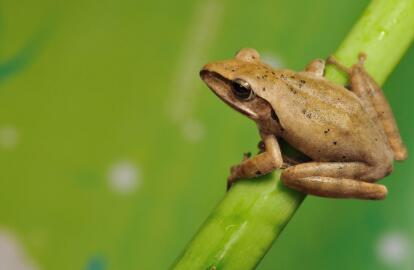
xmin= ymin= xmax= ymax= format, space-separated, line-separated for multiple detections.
xmin=200 ymin=48 xmax=407 ymax=200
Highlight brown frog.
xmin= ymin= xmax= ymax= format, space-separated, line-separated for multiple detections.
xmin=200 ymin=48 xmax=407 ymax=200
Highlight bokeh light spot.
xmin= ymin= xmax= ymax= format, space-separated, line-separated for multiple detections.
xmin=261 ymin=52 xmax=284 ymax=68
xmin=0 ymin=230 xmax=38 ymax=270
xmin=0 ymin=126 xmax=19 ymax=150
xmin=377 ymin=231 xmax=411 ymax=267
xmin=182 ymin=119 xmax=205 ymax=143
xmin=108 ymin=160 xmax=141 ymax=194
xmin=86 ymin=255 xmax=106 ymax=270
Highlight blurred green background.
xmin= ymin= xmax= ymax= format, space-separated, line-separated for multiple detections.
xmin=0 ymin=0 xmax=413 ymax=269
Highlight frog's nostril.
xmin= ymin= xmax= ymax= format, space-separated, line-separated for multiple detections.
xmin=199 ymin=69 xmax=209 ymax=79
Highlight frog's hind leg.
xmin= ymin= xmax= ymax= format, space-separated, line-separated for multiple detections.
xmin=281 ymin=162 xmax=387 ymax=200
xmin=327 ymin=54 xmax=407 ymax=161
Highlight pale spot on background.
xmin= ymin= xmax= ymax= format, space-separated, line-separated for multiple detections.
xmin=167 ymin=0 xmax=223 ymax=142
xmin=261 ymin=52 xmax=284 ymax=68
xmin=0 ymin=126 xmax=19 ymax=149
xmin=0 ymin=230 xmax=38 ymax=270
xmin=377 ymin=231 xmax=411 ymax=267
xmin=182 ymin=119 xmax=205 ymax=143
xmin=108 ymin=160 xmax=141 ymax=194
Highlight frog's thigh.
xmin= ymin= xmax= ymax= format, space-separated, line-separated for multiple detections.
xmin=328 ymin=54 xmax=407 ymax=161
xmin=228 ymin=134 xmax=283 ymax=184
xmin=281 ymin=162 xmax=387 ymax=200
xmin=350 ymin=63 xmax=407 ymax=161
xmin=303 ymin=59 xmax=325 ymax=77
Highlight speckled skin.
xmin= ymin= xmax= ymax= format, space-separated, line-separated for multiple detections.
xmin=200 ymin=48 xmax=407 ymax=200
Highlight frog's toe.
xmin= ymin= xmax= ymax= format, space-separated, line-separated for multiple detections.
xmin=326 ymin=55 xmax=350 ymax=74
xmin=242 ymin=152 xmax=252 ymax=161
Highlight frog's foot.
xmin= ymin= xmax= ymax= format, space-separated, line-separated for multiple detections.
xmin=327 ymin=53 xmax=368 ymax=73
xmin=227 ymin=134 xmax=283 ymax=190
xmin=357 ymin=52 xmax=367 ymax=64
xmin=326 ymin=55 xmax=351 ymax=74
xmin=242 ymin=152 xmax=252 ymax=161
xmin=281 ymin=162 xmax=387 ymax=200
xmin=304 ymin=59 xmax=325 ymax=77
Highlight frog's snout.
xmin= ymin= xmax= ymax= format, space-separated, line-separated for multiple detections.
xmin=199 ymin=68 xmax=209 ymax=80
xmin=199 ymin=63 xmax=221 ymax=84
xmin=199 ymin=69 xmax=220 ymax=90
xmin=200 ymin=61 xmax=235 ymax=80
xmin=199 ymin=62 xmax=216 ymax=76
xmin=199 ymin=68 xmax=258 ymax=120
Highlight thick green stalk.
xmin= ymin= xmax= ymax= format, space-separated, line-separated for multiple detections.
xmin=172 ymin=0 xmax=414 ymax=269
xmin=325 ymin=0 xmax=414 ymax=84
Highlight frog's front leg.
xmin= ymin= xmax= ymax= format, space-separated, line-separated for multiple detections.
xmin=257 ymin=140 xmax=300 ymax=168
xmin=228 ymin=133 xmax=283 ymax=189
xmin=281 ymin=162 xmax=387 ymax=200
xmin=303 ymin=58 xmax=325 ymax=77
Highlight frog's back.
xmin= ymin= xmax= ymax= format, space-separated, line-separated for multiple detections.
xmin=269 ymin=71 xmax=393 ymax=165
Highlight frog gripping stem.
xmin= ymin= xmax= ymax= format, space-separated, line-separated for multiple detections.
xmin=172 ymin=0 xmax=414 ymax=269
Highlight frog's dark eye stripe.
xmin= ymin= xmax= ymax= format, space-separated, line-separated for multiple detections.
xmin=232 ymin=78 xmax=254 ymax=100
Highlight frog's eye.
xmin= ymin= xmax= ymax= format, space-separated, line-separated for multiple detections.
xmin=232 ymin=78 xmax=254 ymax=100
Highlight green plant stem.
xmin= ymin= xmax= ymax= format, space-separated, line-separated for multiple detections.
xmin=325 ymin=0 xmax=414 ymax=84
xmin=172 ymin=0 xmax=414 ymax=269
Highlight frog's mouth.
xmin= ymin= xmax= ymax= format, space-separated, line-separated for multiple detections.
xmin=200 ymin=70 xmax=259 ymax=119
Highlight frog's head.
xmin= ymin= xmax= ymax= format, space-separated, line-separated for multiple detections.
xmin=200 ymin=48 xmax=275 ymax=121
